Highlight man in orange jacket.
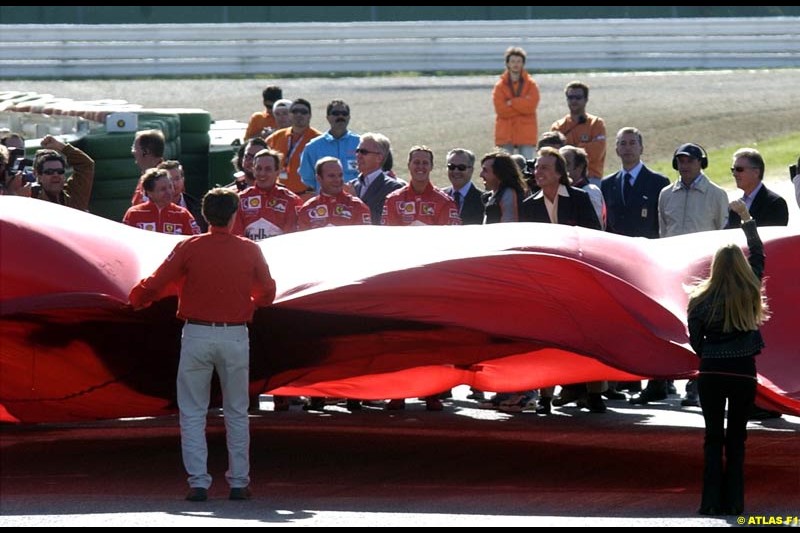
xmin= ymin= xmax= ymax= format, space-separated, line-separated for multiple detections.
xmin=492 ymin=46 xmax=540 ymax=160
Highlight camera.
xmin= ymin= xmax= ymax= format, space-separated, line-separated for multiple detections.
xmin=11 ymin=157 xmax=36 ymax=183
xmin=524 ymin=158 xmax=536 ymax=178
xmin=790 ymin=164 xmax=797 ymax=180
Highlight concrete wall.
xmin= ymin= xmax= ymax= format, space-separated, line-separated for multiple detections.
xmin=1 ymin=17 xmax=798 ymax=78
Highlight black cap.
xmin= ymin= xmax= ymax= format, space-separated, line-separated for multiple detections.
xmin=674 ymin=143 xmax=704 ymax=160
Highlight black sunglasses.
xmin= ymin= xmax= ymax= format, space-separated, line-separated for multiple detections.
xmin=730 ymin=166 xmax=756 ymax=173
xmin=447 ymin=164 xmax=471 ymax=171
xmin=329 ymin=110 xmax=349 ymax=117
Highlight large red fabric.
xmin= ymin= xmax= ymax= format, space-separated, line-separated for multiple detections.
xmin=1 ymin=197 xmax=798 ymax=423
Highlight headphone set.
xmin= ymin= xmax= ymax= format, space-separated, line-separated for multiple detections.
xmin=671 ymin=143 xmax=708 ymax=170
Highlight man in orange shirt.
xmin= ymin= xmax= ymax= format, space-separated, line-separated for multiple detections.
xmin=244 ymin=85 xmax=283 ymax=141
xmin=265 ymin=98 xmax=321 ymax=197
xmin=129 ymin=188 xmax=276 ymax=502
xmin=551 ymin=81 xmax=607 ymax=186
xmin=492 ymin=46 xmax=540 ymax=160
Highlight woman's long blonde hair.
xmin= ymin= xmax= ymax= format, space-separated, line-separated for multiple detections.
xmin=688 ymin=243 xmax=770 ymax=332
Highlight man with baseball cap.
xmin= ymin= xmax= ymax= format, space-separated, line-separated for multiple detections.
xmin=658 ymin=142 xmax=728 ymax=237
xmin=631 ymin=142 xmax=728 ymax=407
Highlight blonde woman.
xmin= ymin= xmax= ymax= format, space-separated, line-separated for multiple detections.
xmin=688 ymin=199 xmax=770 ymax=516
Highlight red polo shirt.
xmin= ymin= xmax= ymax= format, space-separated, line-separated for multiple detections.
xmin=128 ymin=226 xmax=276 ymax=322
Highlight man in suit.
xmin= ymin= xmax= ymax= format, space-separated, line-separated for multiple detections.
xmin=442 ymin=148 xmax=484 ymax=225
xmin=726 ymin=147 xmax=789 ymax=228
xmin=347 ymin=132 xmax=404 ymax=224
xmin=727 ymin=147 xmax=789 ymax=422
xmin=600 ymin=128 xmax=671 ymax=400
xmin=521 ymin=146 xmax=601 ymax=230
xmin=601 ymin=127 xmax=670 ymax=239
xmin=520 ymin=146 xmax=603 ymax=414
xmin=158 ymin=160 xmax=207 ymax=232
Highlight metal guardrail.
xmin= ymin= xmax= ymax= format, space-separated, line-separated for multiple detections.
xmin=2 ymin=17 xmax=799 ymax=78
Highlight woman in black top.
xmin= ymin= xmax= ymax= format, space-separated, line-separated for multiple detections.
xmin=687 ymin=199 xmax=770 ymax=516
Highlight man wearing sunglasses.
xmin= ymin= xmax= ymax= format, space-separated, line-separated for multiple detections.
xmin=442 ymin=148 xmax=485 ymax=225
xmin=347 ymin=132 xmax=404 ymax=223
xmin=725 ymin=148 xmax=788 ymax=228
xmin=265 ymin=98 xmax=321 ymax=198
xmin=550 ymin=81 xmax=606 ymax=187
xmin=29 ymin=134 xmax=95 ymax=212
xmin=300 ymin=99 xmax=361 ymax=193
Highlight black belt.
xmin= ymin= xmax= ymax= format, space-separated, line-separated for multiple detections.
xmin=186 ymin=319 xmax=247 ymax=327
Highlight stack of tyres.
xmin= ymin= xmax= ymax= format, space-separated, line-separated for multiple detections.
xmin=77 ymin=113 xmax=180 ymax=222
xmin=169 ymin=109 xmax=212 ymax=199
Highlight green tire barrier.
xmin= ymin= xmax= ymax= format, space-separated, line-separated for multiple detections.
xmin=180 ymin=153 xmax=210 ymax=198
xmin=180 ymin=132 xmax=210 ymax=154
xmin=75 ymin=133 xmax=136 ymax=159
xmin=91 ymin=198 xmax=135 ymax=223
xmin=93 ymin=157 xmax=140 ymax=182
xmin=176 ymin=110 xmax=212 ymax=133
xmin=139 ymin=114 xmax=180 ymax=140
xmin=164 ymin=138 xmax=181 ymax=160
xmin=91 ymin=177 xmax=139 ymax=200
xmin=208 ymin=145 xmax=237 ymax=189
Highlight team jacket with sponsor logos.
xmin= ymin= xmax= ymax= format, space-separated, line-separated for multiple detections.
xmin=233 ymin=184 xmax=302 ymax=241
xmin=381 ymin=182 xmax=462 ymax=226
xmin=297 ymin=191 xmax=372 ymax=230
xmin=122 ymin=201 xmax=201 ymax=235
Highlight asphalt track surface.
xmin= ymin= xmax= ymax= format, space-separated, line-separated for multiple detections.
xmin=1 ymin=385 xmax=797 ymax=527
xmin=2 ymin=184 xmax=798 ymax=527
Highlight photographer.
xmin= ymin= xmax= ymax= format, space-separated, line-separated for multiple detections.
xmin=0 ymin=145 xmax=11 ymax=194
xmin=792 ymin=156 xmax=799 ymax=209
xmin=1 ymin=145 xmax=31 ymax=196
xmin=28 ymin=135 xmax=95 ymax=212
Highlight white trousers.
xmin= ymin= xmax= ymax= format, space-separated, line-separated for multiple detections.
xmin=177 ymin=322 xmax=250 ymax=489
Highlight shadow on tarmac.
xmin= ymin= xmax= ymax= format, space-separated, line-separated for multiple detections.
xmin=1 ymin=388 xmax=798 ymax=526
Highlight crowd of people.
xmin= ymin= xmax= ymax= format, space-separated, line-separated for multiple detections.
xmin=1 ymin=52 xmax=796 ymax=510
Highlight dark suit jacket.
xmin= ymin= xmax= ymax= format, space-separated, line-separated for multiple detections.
xmin=520 ymin=185 xmax=601 ymax=230
xmin=443 ymin=183 xmax=485 ymax=225
xmin=600 ymin=165 xmax=669 ymax=239
xmin=349 ymin=172 xmax=404 ymax=225
xmin=725 ymin=183 xmax=789 ymax=228
xmin=182 ymin=192 xmax=208 ymax=232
